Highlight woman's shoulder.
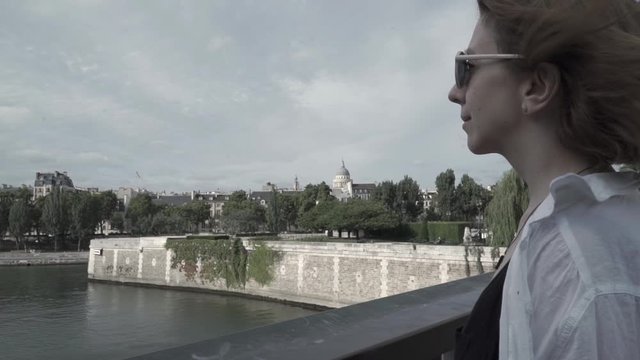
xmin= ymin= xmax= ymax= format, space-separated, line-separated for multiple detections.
xmin=529 ymin=171 xmax=640 ymax=289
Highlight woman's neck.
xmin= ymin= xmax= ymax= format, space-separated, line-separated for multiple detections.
xmin=504 ymin=134 xmax=593 ymax=209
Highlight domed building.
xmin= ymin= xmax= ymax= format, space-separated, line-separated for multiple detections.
xmin=331 ymin=160 xmax=375 ymax=202
xmin=333 ymin=160 xmax=352 ymax=190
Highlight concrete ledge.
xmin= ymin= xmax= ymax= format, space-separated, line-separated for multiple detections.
xmin=0 ymin=252 xmax=89 ymax=266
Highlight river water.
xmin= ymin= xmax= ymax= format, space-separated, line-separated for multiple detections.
xmin=0 ymin=264 xmax=317 ymax=360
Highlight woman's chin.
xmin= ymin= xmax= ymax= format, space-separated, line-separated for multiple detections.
xmin=466 ymin=139 xmax=493 ymax=155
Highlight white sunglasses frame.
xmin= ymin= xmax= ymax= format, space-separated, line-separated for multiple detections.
xmin=455 ymin=51 xmax=524 ymax=88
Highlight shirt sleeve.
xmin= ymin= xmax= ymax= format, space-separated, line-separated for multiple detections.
xmin=555 ymin=293 xmax=640 ymax=359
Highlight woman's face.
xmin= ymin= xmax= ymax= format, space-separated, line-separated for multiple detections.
xmin=448 ymin=19 xmax=524 ymax=156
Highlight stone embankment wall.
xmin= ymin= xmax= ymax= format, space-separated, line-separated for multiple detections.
xmin=0 ymin=251 xmax=89 ymax=266
xmin=88 ymin=237 xmax=503 ymax=308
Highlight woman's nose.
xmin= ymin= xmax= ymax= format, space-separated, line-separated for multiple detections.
xmin=448 ymin=85 xmax=464 ymax=105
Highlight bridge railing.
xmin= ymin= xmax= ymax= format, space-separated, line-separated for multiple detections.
xmin=128 ymin=273 xmax=492 ymax=360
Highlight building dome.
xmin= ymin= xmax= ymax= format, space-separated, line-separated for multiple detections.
xmin=336 ymin=160 xmax=350 ymax=177
xmin=333 ymin=160 xmax=352 ymax=191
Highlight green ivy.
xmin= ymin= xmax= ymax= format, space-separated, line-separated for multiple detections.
xmin=165 ymin=238 xmax=280 ymax=289
xmin=248 ymin=241 xmax=283 ymax=286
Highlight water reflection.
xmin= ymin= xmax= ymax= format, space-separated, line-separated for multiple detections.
xmin=0 ymin=265 xmax=316 ymax=360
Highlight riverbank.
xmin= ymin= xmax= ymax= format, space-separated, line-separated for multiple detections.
xmin=0 ymin=251 xmax=89 ymax=266
xmin=89 ymin=237 xmax=503 ymax=308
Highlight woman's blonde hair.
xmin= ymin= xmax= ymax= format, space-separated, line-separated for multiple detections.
xmin=478 ymin=0 xmax=640 ymax=165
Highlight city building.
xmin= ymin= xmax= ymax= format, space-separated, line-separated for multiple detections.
xmin=33 ymin=171 xmax=75 ymax=199
xmin=330 ymin=161 xmax=376 ymax=202
xmin=423 ymin=189 xmax=438 ymax=211
xmin=116 ymin=187 xmax=139 ymax=209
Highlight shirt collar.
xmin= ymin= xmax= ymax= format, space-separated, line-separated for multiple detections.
xmin=528 ymin=171 xmax=640 ymax=225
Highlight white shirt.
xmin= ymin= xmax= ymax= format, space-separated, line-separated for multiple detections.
xmin=500 ymin=171 xmax=640 ymax=359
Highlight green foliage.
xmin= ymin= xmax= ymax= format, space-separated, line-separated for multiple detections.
xmin=165 ymin=238 xmax=280 ymax=289
xmin=292 ymin=235 xmax=331 ymax=242
xmin=110 ymin=212 xmax=125 ymax=233
xmin=371 ymin=177 xmax=422 ymax=222
xmin=396 ymin=175 xmax=423 ymax=222
xmin=372 ymin=181 xmax=397 ymax=211
xmin=126 ymin=194 xmax=159 ymax=232
xmin=485 ymin=169 xmax=529 ymax=247
xmin=182 ymin=200 xmax=211 ymax=232
xmin=9 ymin=200 xmax=31 ymax=250
xmin=266 ymin=192 xmax=298 ymax=233
xmin=296 ymin=183 xmax=334 ymax=220
xmin=454 ymin=174 xmax=492 ymax=221
xmin=69 ymin=192 xmax=101 ymax=251
xmin=41 ymin=187 xmax=71 ymax=251
xmin=185 ymin=234 xmax=230 ymax=240
xmin=248 ymin=235 xmax=281 ymax=241
xmin=248 ymin=241 xmax=283 ymax=286
xmin=409 ymin=222 xmax=430 ymax=242
xmin=427 ymin=221 xmax=472 ymax=244
xmin=298 ymin=199 xmax=400 ymax=236
xmin=435 ymin=169 xmax=456 ymax=220
xmin=96 ymin=191 xmax=118 ymax=233
xmin=220 ymin=191 xmax=266 ymax=234
xmin=0 ymin=193 xmax=13 ymax=241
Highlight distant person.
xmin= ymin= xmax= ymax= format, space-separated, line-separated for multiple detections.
xmin=447 ymin=0 xmax=640 ymax=359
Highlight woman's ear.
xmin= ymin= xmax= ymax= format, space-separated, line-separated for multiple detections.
xmin=520 ymin=63 xmax=562 ymax=115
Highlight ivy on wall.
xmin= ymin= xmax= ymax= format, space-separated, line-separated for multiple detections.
xmin=165 ymin=238 xmax=281 ymax=288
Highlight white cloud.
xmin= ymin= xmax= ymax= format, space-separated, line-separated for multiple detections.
xmin=207 ymin=35 xmax=233 ymax=52
xmin=0 ymin=0 xmax=510 ymax=191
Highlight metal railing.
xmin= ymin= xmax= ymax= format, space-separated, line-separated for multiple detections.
xmin=128 ymin=273 xmax=492 ymax=360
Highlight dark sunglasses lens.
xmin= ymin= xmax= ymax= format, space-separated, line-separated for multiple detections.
xmin=455 ymin=60 xmax=466 ymax=88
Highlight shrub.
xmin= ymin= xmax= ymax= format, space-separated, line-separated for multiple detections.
xmin=428 ymin=222 xmax=472 ymax=244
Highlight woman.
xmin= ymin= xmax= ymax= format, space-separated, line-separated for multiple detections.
xmin=448 ymin=0 xmax=640 ymax=359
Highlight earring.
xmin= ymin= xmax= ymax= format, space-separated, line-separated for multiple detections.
xmin=522 ymin=104 xmax=528 ymax=114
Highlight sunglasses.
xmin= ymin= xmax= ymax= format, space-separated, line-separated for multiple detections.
xmin=455 ymin=51 xmax=523 ymax=88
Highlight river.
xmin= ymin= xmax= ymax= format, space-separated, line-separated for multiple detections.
xmin=0 ymin=264 xmax=317 ymax=360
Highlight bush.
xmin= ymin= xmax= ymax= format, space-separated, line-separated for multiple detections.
xmin=428 ymin=222 xmax=472 ymax=244
xmin=248 ymin=235 xmax=281 ymax=241
xmin=185 ymin=235 xmax=230 ymax=240
xmin=235 ymin=232 xmax=277 ymax=237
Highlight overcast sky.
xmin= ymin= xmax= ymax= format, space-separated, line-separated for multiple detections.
xmin=0 ymin=0 xmax=511 ymax=193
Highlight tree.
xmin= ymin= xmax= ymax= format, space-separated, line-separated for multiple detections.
xmin=0 ymin=193 xmax=12 ymax=241
xmin=182 ymin=201 xmax=211 ymax=232
xmin=295 ymin=182 xmax=334 ymax=220
xmin=454 ymin=174 xmax=492 ymax=221
xmin=96 ymin=191 xmax=118 ymax=234
xmin=126 ymin=194 xmax=159 ymax=235
xmin=342 ymin=200 xmax=400 ymax=237
xmin=31 ymin=196 xmax=45 ymax=243
xmin=110 ymin=212 xmax=125 ymax=233
xmin=69 ymin=192 xmax=100 ymax=251
xmin=220 ymin=191 xmax=266 ymax=234
xmin=278 ymin=194 xmax=298 ymax=231
xmin=9 ymin=200 xmax=31 ymax=251
xmin=485 ymin=169 xmax=529 ymax=247
xmin=395 ymin=175 xmax=423 ymax=222
xmin=372 ymin=180 xmax=397 ymax=212
xmin=41 ymin=187 xmax=71 ymax=251
xmin=298 ymin=200 xmax=339 ymax=232
xmin=435 ymin=169 xmax=456 ymax=220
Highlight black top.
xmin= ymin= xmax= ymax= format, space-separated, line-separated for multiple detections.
xmin=454 ymin=260 xmax=509 ymax=360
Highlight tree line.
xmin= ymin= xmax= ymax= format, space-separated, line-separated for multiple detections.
xmin=220 ymin=176 xmax=423 ymax=237
xmin=0 ymin=167 xmax=544 ymax=248
xmin=0 ymin=187 xmax=118 ymax=251
xmin=123 ymin=193 xmax=211 ymax=236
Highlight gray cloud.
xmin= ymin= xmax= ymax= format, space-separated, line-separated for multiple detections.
xmin=0 ymin=0 xmax=509 ymax=192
